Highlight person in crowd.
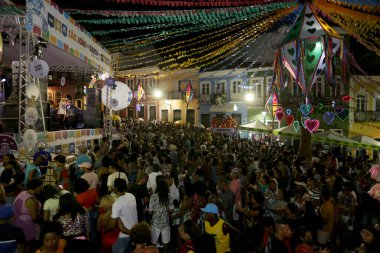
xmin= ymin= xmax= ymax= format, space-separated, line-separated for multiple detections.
xmin=167 ymin=171 xmax=180 ymax=202
xmin=357 ymin=226 xmax=380 ymax=253
xmin=98 ymin=156 xmax=111 ymax=197
xmin=79 ymin=162 xmax=99 ymax=189
xmin=192 ymin=232 xmax=216 ymax=253
xmin=24 ymin=156 xmax=45 ymax=187
xmin=201 ymin=203 xmax=239 ymax=253
xmin=107 ymin=163 xmax=128 ymax=194
xmin=172 ymin=182 xmax=194 ymax=224
xmin=129 ymin=222 xmax=158 ymax=253
xmin=0 ymin=168 xmax=19 ymax=204
xmin=53 ymin=193 xmax=90 ymax=240
xmin=191 ymin=181 xmax=206 ymax=222
xmin=75 ymin=147 xmax=92 ymax=179
xmin=271 ymin=220 xmax=293 ymax=253
xmin=35 ymin=222 xmax=66 ymax=253
xmin=98 ymin=195 xmax=119 ymax=253
xmin=54 ymin=155 xmax=69 ymax=191
xmin=33 ymin=143 xmax=52 ymax=175
xmin=148 ymin=178 xmax=174 ymax=252
xmin=128 ymin=153 xmax=140 ymax=184
xmin=218 ymin=176 xmax=235 ymax=224
xmin=62 ymin=239 xmax=95 ymax=253
xmin=129 ymin=173 xmax=150 ymax=222
xmin=13 ymin=178 xmax=43 ymax=253
xmin=111 ymin=178 xmax=138 ymax=253
xmin=43 ymin=185 xmax=60 ymax=222
xmin=146 ymin=164 xmax=162 ymax=194
xmin=178 ymin=220 xmax=200 ymax=253
xmin=317 ymin=187 xmax=334 ymax=246
xmin=293 ymin=226 xmax=316 ymax=253
xmin=0 ymin=203 xmax=26 ymax=253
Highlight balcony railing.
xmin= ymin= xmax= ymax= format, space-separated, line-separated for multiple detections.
xmin=165 ymin=90 xmax=197 ymax=100
xmin=355 ymin=111 xmax=380 ymax=122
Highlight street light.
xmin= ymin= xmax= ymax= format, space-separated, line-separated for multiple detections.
xmin=262 ymin=111 xmax=267 ymax=123
xmin=245 ymin=93 xmax=254 ymax=102
xmin=153 ymin=89 xmax=162 ymax=98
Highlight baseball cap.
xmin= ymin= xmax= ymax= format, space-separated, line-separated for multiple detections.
xmin=201 ymin=203 xmax=219 ymax=214
xmin=0 ymin=204 xmax=14 ymax=219
xmin=78 ymin=162 xmax=92 ymax=168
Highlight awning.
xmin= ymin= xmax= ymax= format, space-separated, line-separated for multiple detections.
xmin=350 ymin=135 xmax=380 ymax=150
xmin=312 ymin=130 xmax=359 ymax=147
xmin=239 ymin=120 xmax=272 ymax=133
xmin=273 ymin=125 xmax=301 ymax=137
xmin=209 ymin=104 xmax=235 ymax=113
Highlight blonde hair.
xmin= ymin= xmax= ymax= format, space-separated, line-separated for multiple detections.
xmin=99 ymin=194 xmax=115 ymax=209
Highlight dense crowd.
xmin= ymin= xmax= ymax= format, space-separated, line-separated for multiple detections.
xmin=1 ymin=120 xmax=380 ymax=253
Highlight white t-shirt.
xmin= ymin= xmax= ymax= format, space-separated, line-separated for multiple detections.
xmin=81 ymin=172 xmax=99 ymax=189
xmin=147 ymin=171 xmax=162 ymax=193
xmin=43 ymin=197 xmax=60 ymax=221
xmin=169 ymin=183 xmax=180 ymax=202
xmin=107 ymin=171 xmax=129 ymax=190
xmin=111 ymin=193 xmax=138 ymax=238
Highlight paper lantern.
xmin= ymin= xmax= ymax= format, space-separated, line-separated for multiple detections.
xmin=101 ymin=81 xmax=133 ymax=111
xmin=29 ymin=59 xmax=49 ymax=78
xmin=26 ymin=82 xmax=40 ymax=100
xmin=25 ymin=107 xmax=39 ymax=125
xmin=23 ymin=129 xmax=38 ymax=149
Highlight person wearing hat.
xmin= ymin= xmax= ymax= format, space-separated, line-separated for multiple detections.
xmin=33 ymin=142 xmax=52 ymax=173
xmin=0 ymin=203 xmax=26 ymax=253
xmin=79 ymin=162 xmax=99 ymax=189
xmin=201 ymin=203 xmax=239 ymax=253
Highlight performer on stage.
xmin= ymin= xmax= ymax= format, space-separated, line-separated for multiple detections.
xmin=65 ymin=95 xmax=76 ymax=129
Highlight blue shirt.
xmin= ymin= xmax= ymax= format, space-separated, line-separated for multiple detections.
xmin=24 ymin=163 xmax=41 ymax=186
xmin=33 ymin=150 xmax=51 ymax=166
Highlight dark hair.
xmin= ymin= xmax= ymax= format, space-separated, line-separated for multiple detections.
xmin=102 ymin=156 xmax=112 ymax=168
xmin=43 ymin=185 xmax=60 ymax=200
xmin=114 ymin=178 xmax=127 ymax=193
xmin=63 ymin=239 xmax=95 ymax=253
xmin=66 ymin=95 xmax=72 ymax=100
xmin=27 ymin=178 xmax=43 ymax=190
xmin=73 ymin=178 xmax=90 ymax=194
xmin=53 ymin=193 xmax=86 ymax=221
xmin=173 ymin=199 xmax=180 ymax=208
xmin=156 ymin=179 xmax=169 ymax=207
xmin=182 ymin=220 xmax=201 ymax=240
xmin=152 ymin=164 xmax=160 ymax=172
xmin=193 ymin=181 xmax=206 ymax=197
xmin=193 ymin=233 xmax=216 ymax=253
xmin=184 ymin=182 xmax=195 ymax=197
xmin=40 ymin=222 xmax=63 ymax=240
xmin=130 ymin=222 xmax=151 ymax=245
xmin=287 ymin=202 xmax=298 ymax=215
xmin=0 ymin=169 xmax=13 ymax=184
xmin=250 ymin=191 xmax=265 ymax=205
xmin=54 ymin=155 xmax=66 ymax=164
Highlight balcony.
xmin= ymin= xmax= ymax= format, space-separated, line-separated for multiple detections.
xmin=165 ymin=89 xmax=197 ymax=100
xmin=355 ymin=111 xmax=380 ymax=122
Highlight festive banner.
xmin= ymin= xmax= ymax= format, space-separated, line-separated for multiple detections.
xmin=184 ymin=80 xmax=194 ymax=105
xmin=135 ymin=82 xmax=145 ymax=102
xmin=25 ymin=0 xmax=112 ymax=72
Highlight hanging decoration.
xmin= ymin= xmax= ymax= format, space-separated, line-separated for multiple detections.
xmin=184 ymin=80 xmax=194 ymax=105
xmin=335 ymin=107 xmax=349 ymax=120
xmin=265 ymin=91 xmax=279 ymax=118
xmin=301 ymin=116 xmax=310 ymax=129
xmin=304 ymin=119 xmax=320 ymax=133
xmin=323 ymin=111 xmax=335 ymax=125
xmin=293 ymin=120 xmax=300 ymax=132
xmin=318 ymin=103 xmax=323 ymax=110
xmin=135 ymin=82 xmax=145 ymax=102
xmin=286 ymin=108 xmax=292 ymax=115
xmin=280 ymin=3 xmax=342 ymax=96
xmin=275 ymin=110 xmax=284 ymax=122
xmin=342 ymin=95 xmax=351 ymax=102
xmin=286 ymin=115 xmax=295 ymax=126
xmin=300 ymin=103 xmax=312 ymax=117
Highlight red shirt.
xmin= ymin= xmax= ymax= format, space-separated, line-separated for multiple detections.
xmin=76 ymin=189 xmax=98 ymax=209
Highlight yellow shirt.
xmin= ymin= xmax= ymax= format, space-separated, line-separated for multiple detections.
xmin=205 ymin=218 xmax=230 ymax=253
xmin=35 ymin=239 xmax=66 ymax=253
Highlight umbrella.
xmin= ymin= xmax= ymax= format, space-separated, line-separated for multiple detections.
xmin=272 ymin=125 xmax=301 ymax=137
xmin=312 ymin=130 xmax=359 ymax=147
xmin=193 ymin=123 xmax=205 ymax=129
xmin=239 ymin=120 xmax=272 ymax=133
xmin=350 ymin=135 xmax=380 ymax=150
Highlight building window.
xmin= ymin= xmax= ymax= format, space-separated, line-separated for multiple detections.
xmin=55 ymin=91 xmax=62 ymax=104
xmin=215 ymin=81 xmax=226 ymax=94
xmin=173 ymin=109 xmax=181 ymax=122
xmin=266 ymin=77 xmax=272 ymax=96
xmin=48 ymin=91 xmax=53 ymax=104
xmin=149 ymin=106 xmax=156 ymax=121
xmin=250 ymin=78 xmax=263 ymax=98
xmin=376 ymin=97 xmax=380 ymax=112
xmin=161 ymin=110 xmax=168 ymax=122
xmin=357 ymin=94 xmax=366 ymax=112
xmin=178 ymin=81 xmax=182 ymax=92
xmin=232 ymin=81 xmax=241 ymax=94
xmin=201 ymin=82 xmax=210 ymax=95
xmin=312 ymin=76 xmax=324 ymax=97
xmin=187 ymin=109 xmax=195 ymax=124
xmin=332 ymin=76 xmax=343 ymax=97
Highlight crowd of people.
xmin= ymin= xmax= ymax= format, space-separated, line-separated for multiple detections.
xmin=1 ymin=120 xmax=380 ymax=253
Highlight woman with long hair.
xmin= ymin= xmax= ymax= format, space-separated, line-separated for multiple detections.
xmin=178 ymin=220 xmax=200 ymax=253
xmin=53 ymin=193 xmax=90 ymax=240
xmin=97 ymin=195 xmax=119 ymax=253
xmin=42 ymin=185 xmax=60 ymax=222
xmin=148 ymin=177 xmax=173 ymax=252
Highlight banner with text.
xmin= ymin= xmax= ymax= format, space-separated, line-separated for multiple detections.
xmin=25 ymin=0 xmax=111 ymax=73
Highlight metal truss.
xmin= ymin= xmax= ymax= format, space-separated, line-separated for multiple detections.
xmin=49 ymin=65 xmax=97 ymax=73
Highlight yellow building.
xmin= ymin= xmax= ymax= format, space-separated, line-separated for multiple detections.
xmin=349 ymin=75 xmax=380 ymax=139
